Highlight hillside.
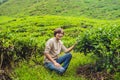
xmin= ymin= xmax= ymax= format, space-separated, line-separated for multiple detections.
xmin=0 ymin=15 xmax=120 ymax=80
xmin=0 ymin=0 xmax=120 ymax=79
xmin=0 ymin=0 xmax=120 ymax=20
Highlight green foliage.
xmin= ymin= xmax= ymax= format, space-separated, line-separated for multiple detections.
xmin=12 ymin=53 xmax=92 ymax=80
xmin=0 ymin=15 xmax=86 ymax=70
xmin=0 ymin=0 xmax=120 ymax=79
xmin=114 ymin=72 xmax=120 ymax=80
xmin=0 ymin=0 xmax=8 ymax=5
xmin=75 ymin=24 xmax=120 ymax=73
xmin=0 ymin=16 xmax=12 ymax=23
xmin=0 ymin=0 xmax=120 ymax=19
xmin=0 ymin=15 xmax=120 ymax=79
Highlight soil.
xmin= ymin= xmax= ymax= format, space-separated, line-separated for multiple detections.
xmin=76 ymin=64 xmax=114 ymax=80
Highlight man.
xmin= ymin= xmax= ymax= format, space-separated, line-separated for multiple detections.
xmin=44 ymin=28 xmax=77 ymax=75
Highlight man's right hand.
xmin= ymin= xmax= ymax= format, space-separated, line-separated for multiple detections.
xmin=53 ymin=62 xmax=61 ymax=68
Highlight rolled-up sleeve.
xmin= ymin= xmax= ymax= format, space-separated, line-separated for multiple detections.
xmin=44 ymin=40 xmax=52 ymax=54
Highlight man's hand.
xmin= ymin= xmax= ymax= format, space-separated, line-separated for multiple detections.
xmin=53 ymin=62 xmax=61 ymax=68
xmin=74 ymin=41 xmax=78 ymax=46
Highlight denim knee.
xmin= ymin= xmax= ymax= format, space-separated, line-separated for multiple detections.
xmin=56 ymin=67 xmax=65 ymax=74
xmin=66 ymin=53 xmax=72 ymax=59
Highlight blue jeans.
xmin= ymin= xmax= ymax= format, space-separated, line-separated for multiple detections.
xmin=44 ymin=53 xmax=72 ymax=74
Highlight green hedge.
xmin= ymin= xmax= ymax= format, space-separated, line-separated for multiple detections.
xmin=75 ymin=25 xmax=120 ymax=73
xmin=0 ymin=31 xmax=49 ymax=69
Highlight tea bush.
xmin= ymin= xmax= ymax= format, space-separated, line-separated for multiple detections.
xmin=75 ymin=25 xmax=120 ymax=73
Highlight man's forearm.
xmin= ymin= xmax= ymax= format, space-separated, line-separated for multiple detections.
xmin=65 ymin=43 xmax=76 ymax=53
xmin=44 ymin=53 xmax=61 ymax=67
xmin=44 ymin=53 xmax=56 ymax=64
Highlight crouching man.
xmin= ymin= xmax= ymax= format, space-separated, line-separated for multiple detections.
xmin=43 ymin=28 xmax=77 ymax=75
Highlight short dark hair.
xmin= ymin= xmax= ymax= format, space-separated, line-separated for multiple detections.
xmin=54 ymin=28 xmax=64 ymax=36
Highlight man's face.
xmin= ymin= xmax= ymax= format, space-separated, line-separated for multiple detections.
xmin=56 ymin=32 xmax=64 ymax=40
